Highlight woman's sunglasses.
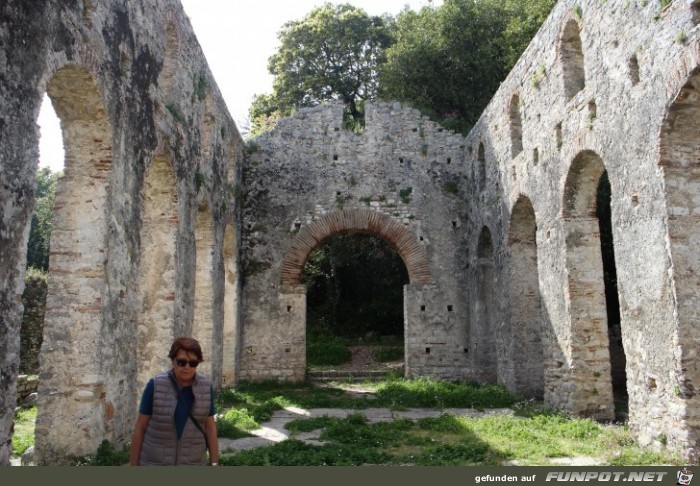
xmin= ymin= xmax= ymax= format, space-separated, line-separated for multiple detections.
xmin=175 ymin=358 xmax=200 ymax=368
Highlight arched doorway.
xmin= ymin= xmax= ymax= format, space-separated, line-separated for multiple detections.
xmin=563 ymin=150 xmax=624 ymax=420
xmin=659 ymin=69 xmax=700 ymax=443
xmin=302 ymin=233 xmax=408 ymax=375
xmin=34 ymin=64 xmax=114 ymax=463
xmin=508 ymin=196 xmax=544 ymax=399
xmin=279 ymin=209 xmax=432 ymax=379
xmin=474 ymin=226 xmax=497 ymax=384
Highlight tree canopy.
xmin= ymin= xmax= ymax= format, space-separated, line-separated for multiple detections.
xmin=249 ymin=3 xmax=393 ymax=134
xmin=26 ymin=167 xmax=60 ymax=271
xmin=249 ymin=0 xmax=555 ymax=136
xmin=302 ymin=233 xmax=408 ymax=339
xmin=380 ymin=0 xmax=556 ymax=134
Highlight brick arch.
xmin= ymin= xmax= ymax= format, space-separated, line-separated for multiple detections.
xmin=35 ymin=63 xmax=114 ymax=463
xmin=281 ymin=209 xmax=432 ymax=286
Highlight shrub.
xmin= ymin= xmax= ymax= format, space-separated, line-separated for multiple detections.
xmin=307 ymin=337 xmax=351 ymax=366
xmin=374 ymin=346 xmax=403 ymax=362
xmin=217 ymin=408 xmax=259 ymax=438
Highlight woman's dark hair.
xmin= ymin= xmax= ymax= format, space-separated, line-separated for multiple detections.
xmin=168 ymin=336 xmax=203 ymax=362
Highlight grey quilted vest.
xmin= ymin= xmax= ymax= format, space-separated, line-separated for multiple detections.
xmin=139 ymin=371 xmax=212 ymax=465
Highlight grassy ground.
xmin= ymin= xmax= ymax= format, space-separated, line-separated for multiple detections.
xmin=215 ymin=379 xmax=684 ymax=466
xmin=11 ymin=378 xmax=685 ymax=466
xmin=12 ymin=406 xmax=37 ymax=458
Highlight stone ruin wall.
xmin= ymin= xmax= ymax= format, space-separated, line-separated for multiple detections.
xmin=242 ymin=0 xmax=700 ymax=458
xmin=463 ymin=0 xmax=700 ymax=456
xmin=1 ymin=0 xmax=699 ymax=466
xmin=241 ymin=102 xmax=477 ymax=383
xmin=0 ymin=0 xmax=244 ymax=465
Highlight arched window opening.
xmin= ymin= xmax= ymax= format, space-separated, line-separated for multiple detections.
xmin=509 ymin=95 xmax=523 ymax=157
xmin=560 ymin=20 xmax=586 ymax=100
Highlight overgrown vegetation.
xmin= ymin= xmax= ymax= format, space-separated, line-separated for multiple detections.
xmin=302 ymin=233 xmax=408 ymax=345
xmin=306 ymin=335 xmax=353 ymax=366
xmin=71 ymin=440 xmax=130 ymax=466
xmin=249 ymin=0 xmax=556 ymax=136
xmin=249 ymin=3 xmax=393 ymax=135
xmin=214 ymin=380 xmax=683 ymax=466
xmin=12 ymin=380 xmax=683 ymax=466
xmin=26 ymin=167 xmax=61 ymax=271
xmin=11 ymin=406 xmax=37 ymax=458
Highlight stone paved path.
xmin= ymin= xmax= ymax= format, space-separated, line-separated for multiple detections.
xmin=218 ymin=406 xmax=516 ymax=453
xmin=217 ymin=403 xmax=605 ymax=466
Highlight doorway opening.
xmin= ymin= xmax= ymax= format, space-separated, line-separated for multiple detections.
xmin=597 ymin=172 xmax=627 ymax=420
xmin=301 ymin=233 xmax=408 ymax=377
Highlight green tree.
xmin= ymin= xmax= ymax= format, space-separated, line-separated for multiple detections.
xmin=26 ymin=167 xmax=60 ymax=271
xmin=302 ymin=234 xmax=408 ymax=339
xmin=250 ymin=3 xmax=394 ymax=133
xmin=380 ymin=0 xmax=556 ymax=134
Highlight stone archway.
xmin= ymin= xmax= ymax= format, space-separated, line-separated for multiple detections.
xmin=136 ymin=152 xmax=178 ymax=393
xmin=281 ymin=209 xmax=432 ymax=286
xmin=562 ymin=150 xmax=615 ymax=420
xmin=508 ymin=196 xmax=544 ymax=399
xmin=34 ymin=64 xmax=114 ymax=464
xmin=659 ymin=68 xmax=700 ymax=446
xmin=271 ymin=209 xmax=433 ymax=381
xmin=474 ymin=226 xmax=497 ymax=384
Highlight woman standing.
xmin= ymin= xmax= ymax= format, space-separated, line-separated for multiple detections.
xmin=130 ymin=337 xmax=219 ymax=466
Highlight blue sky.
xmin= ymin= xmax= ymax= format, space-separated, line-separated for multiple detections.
xmin=38 ymin=0 xmax=442 ymax=171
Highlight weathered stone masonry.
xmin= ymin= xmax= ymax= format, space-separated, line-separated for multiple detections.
xmin=462 ymin=0 xmax=700 ymax=456
xmin=0 ymin=0 xmax=244 ymax=464
xmin=2 ymin=0 xmax=700 ymax=465
xmin=241 ymin=103 xmax=474 ymax=384
xmin=241 ymin=0 xmax=700 ymax=459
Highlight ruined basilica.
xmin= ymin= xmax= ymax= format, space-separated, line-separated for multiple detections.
xmin=1 ymin=0 xmax=699 ymax=464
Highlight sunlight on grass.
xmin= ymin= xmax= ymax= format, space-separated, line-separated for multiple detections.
xmin=216 ymin=380 xmax=685 ymax=466
xmin=11 ymin=406 xmax=37 ymax=458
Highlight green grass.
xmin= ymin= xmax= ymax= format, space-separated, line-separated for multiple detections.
xmin=11 ymin=406 xmax=37 ymax=457
xmin=216 ymin=407 xmax=259 ymax=439
xmin=374 ymin=378 xmax=520 ymax=409
xmin=373 ymin=345 xmax=403 ymax=362
xmin=215 ymin=380 xmax=683 ymax=466
xmin=13 ymin=379 xmax=683 ymax=467
xmin=306 ymin=336 xmax=352 ymax=366
xmin=220 ymin=406 xmax=683 ymax=466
